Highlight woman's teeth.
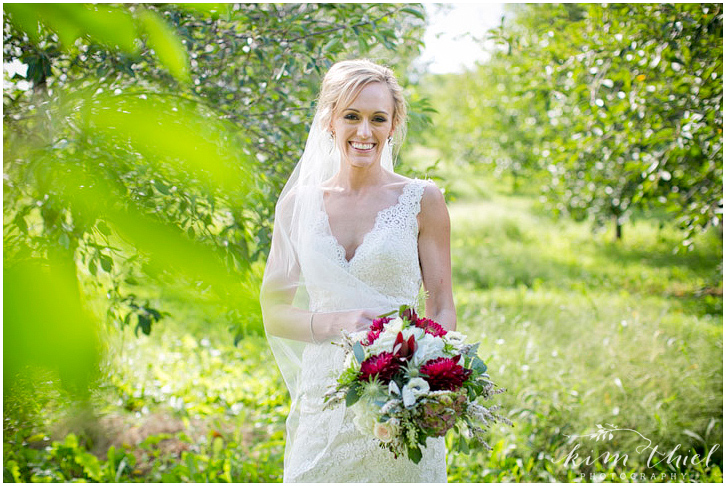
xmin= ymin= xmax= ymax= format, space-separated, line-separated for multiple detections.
xmin=351 ymin=142 xmax=374 ymax=150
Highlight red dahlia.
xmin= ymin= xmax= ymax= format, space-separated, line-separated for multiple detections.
xmin=359 ymin=352 xmax=400 ymax=383
xmin=415 ymin=317 xmax=447 ymax=337
xmin=420 ymin=355 xmax=472 ymax=391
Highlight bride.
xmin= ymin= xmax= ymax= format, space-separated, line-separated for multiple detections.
xmin=260 ymin=59 xmax=456 ymax=482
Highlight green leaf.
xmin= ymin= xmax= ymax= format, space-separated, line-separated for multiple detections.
xmin=35 ymin=4 xmax=83 ymax=50
xmin=154 ymin=180 xmax=170 ymax=195
xmin=465 ymin=342 xmax=480 ymax=357
xmin=71 ymin=4 xmax=139 ymax=53
xmin=76 ymin=451 xmax=103 ymax=481
xmin=345 ymin=386 xmax=360 ymax=407
xmin=400 ymin=6 xmax=426 ymax=21
xmin=323 ymin=37 xmax=341 ymax=53
xmin=458 ymin=434 xmax=470 ymax=454
xmin=13 ymin=213 xmax=28 ymax=233
xmin=138 ymin=9 xmax=190 ymax=83
xmin=471 ymin=356 xmax=487 ymax=374
xmin=135 ymin=314 xmax=152 ymax=336
xmin=407 ymin=445 xmax=423 ymax=464
xmin=353 ymin=342 xmax=365 ymax=363
xmin=100 ymin=254 xmax=113 ymax=272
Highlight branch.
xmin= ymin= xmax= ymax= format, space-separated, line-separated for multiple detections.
xmin=279 ymin=6 xmax=405 ymax=44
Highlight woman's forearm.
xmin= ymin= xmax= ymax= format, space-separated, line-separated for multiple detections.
xmin=262 ymin=302 xmax=317 ymax=342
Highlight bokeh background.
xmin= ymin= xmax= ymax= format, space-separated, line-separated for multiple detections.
xmin=3 ymin=3 xmax=722 ymax=482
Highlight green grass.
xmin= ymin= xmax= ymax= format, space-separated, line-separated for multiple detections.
xmin=447 ymin=193 xmax=722 ymax=482
xmin=4 ymin=186 xmax=722 ymax=482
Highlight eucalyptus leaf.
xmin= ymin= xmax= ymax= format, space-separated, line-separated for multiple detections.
xmin=353 ymin=342 xmax=365 ymax=364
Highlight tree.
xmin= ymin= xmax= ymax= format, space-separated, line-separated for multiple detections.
xmin=424 ymin=4 xmax=722 ymax=243
xmin=521 ymin=3 xmax=723 ymax=243
xmin=3 ymin=3 xmax=427 ymax=395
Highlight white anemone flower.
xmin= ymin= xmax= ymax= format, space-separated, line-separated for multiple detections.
xmin=402 ymin=377 xmax=430 ymax=407
xmin=444 ymin=330 xmax=467 ymax=346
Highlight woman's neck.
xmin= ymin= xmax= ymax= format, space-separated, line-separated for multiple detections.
xmin=332 ymin=162 xmax=387 ymax=194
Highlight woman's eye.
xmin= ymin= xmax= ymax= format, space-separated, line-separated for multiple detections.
xmin=374 ymin=117 xmax=387 ymax=123
xmin=344 ymin=114 xmax=358 ymax=120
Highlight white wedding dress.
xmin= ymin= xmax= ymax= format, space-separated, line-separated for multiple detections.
xmin=283 ymin=179 xmax=447 ymax=483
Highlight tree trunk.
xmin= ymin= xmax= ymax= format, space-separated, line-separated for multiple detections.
xmin=614 ymin=214 xmax=623 ymax=241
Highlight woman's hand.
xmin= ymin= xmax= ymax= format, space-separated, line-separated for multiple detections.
xmin=312 ymin=308 xmax=384 ymax=341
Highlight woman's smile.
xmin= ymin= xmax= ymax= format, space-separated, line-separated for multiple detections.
xmin=350 ymin=141 xmax=375 ymax=151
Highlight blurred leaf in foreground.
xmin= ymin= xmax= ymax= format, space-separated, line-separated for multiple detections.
xmin=4 ymin=258 xmax=101 ymax=396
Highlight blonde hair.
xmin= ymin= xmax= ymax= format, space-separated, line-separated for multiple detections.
xmin=316 ymin=59 xmax=407 ymax=147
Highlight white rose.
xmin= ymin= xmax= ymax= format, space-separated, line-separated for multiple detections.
xmin=412 ymin=333 xmax=445 ymax=366
xmin=373 ymin=419 xmax=399 ymax=443
xmin=402 ymin=377 xmax=430 ymax=407
xmin=366 ymin=332 xmax=397 ymax=356
xmin=383 ymin=317 xmax=404 ymax=334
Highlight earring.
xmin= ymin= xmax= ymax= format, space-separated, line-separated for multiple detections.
xmin=388 ymin=136 xmax=394 ymax=146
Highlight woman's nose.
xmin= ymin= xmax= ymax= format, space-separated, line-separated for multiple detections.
xmin=357 ymin=120 xmax=372 ymax=138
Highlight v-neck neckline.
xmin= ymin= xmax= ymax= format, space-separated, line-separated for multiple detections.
xmin=321 ymin=180 xmax=416 ymax=264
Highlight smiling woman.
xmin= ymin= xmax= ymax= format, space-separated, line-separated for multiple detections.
xmin=259 ymin=59 xmax=455 ymax=482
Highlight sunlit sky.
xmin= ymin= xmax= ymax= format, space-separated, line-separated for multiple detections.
xmin=418 ymin=3 xmax=507 ymax=74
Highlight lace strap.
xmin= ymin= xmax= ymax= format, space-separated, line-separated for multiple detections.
xmin=401 ymin=179 xmax=427 ymax=220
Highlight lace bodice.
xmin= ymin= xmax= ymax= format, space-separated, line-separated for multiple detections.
xmin=284 ymin=179 xmax=447 ymax=483
xmin=306 ymin=179 xmax=426 ymax=313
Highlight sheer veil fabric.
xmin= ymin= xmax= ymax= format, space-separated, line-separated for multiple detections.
xmin=261 ymin=109 xmax=397 ymax=391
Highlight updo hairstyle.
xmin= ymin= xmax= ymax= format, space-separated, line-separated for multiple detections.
xmin=316 ymin=59 xmax=408 ymax=148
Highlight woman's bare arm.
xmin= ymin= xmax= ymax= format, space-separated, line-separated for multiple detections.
xmin=417 ymin=182 xmax=457 ymax=331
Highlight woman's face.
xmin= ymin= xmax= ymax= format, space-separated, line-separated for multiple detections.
xmin=330 ymin=82 xmax=395 ymax=171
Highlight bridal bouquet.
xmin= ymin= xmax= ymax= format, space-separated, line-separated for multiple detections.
xmin=324 ymin=306 xmax=510 ymax=463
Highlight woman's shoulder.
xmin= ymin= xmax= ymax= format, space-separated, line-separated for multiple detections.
xmin=384 ymin=173 xmax=437 ymax=192
xmin=397 ymin=176 xmax=445 ymax=205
